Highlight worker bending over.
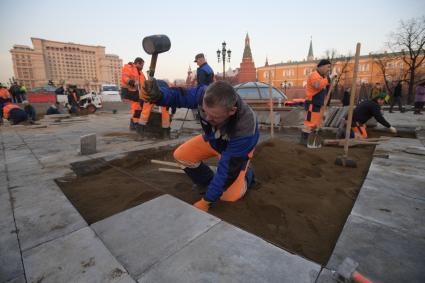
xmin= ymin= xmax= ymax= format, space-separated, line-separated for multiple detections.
xmin=348 ymin=92 xmax=397 ymax=139
xmin=142 ymin=80 xmax=259 ymax=212
xmin=300 ymin=59 xmax=332 ymax=145
xmin=1 ymin=102 xmax=28 ymax=125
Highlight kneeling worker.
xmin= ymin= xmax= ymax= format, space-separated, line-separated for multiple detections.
xmin=348 ymin=92 xmax=397 ymax=139
xmin=142 ymin=80 xmax=259 ymax=212
xmin=1 ymin=102 xmax=28 ymax=125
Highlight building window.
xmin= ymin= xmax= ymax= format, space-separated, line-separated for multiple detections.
xmin=359 ymin=64 xmax=369 ymax=72
xmin=303 ymin=68 xmax=312 ymax=76
xmin=386 ymin=62 xmax=395 ymax=69
xmin=283 ymin=69 xmax=294 ymax=77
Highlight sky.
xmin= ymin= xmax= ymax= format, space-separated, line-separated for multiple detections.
xmin=0 ymin=0 xmax=424 ymax=84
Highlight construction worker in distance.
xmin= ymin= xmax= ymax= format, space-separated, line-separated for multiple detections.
xmin=121 ymin=57 xmax=145 ymax=131
xmin=0 ymin=83 xmax=12 ymax=124
xmin=67 ymin=86 xmax=79 ymax=114
xmin=348 ymin=92 xmax=396 ymax=139
xmin=1 ymin=102 xmax=28 ymax=125
xmin=138 ymin=85 xmax=171 ymax=136
xmin=193 ymin=53 xmax=214 ymax=119
xmin=0 ymin=83 xmax=12 ymax=107
xmin=300 ymin=59 xmax=333 ymax=145
xmin=194 ymin=53 xmax=214 ymax=86
xmin=141 ymin=80 xmax=259 ymax=212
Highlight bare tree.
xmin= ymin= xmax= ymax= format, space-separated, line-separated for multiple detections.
xmin=387 ymin=16 xmax=425 ymax=104
xmin=324 ymin=49 xmax=338 ymax=64
xmin=334 ymin=54 xmax=352 ymax=88
xmin=371 ymin=52 xmax=408 ymax=96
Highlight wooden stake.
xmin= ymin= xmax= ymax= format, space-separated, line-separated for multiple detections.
xmin=268 ymin=67 xmax=274 ymax=138
xmin=343 ymin=43 xmax=361 ymax=158
xmin=158 ymin=168 xmax=184 ymax=174
xmin=151 ymin=159 xmax=184 ymax=168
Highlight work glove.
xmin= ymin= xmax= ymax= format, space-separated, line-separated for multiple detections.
xmin=142 ymin=79 xmax=162 ymax=103
xmin=128 ymin=79 xmax=135 ymax=87
xmin=193 ymin=198 xmax=211 ymax=212
xmin=389 ymin=126 xmax=397 ymax=134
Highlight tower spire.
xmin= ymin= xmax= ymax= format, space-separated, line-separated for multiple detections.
xmin=243 ymin=33 xmax=253 ymax=59
xmin=307 ymin=36 xmax=314 ymax=61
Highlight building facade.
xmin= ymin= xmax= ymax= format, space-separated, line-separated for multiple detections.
xmin=10 ymin=38 xmax=122 ymax=91
xmin=257 ymin=40 xmax=425 ymax=93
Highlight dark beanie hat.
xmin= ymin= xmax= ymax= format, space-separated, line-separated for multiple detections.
xmin=134 ymin=57 xmax=144 ymax=64
xmin=317 ymin=59 xmax=331 ymax=67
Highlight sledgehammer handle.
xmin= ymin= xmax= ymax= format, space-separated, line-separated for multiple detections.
xmin=147 ymin=53 xmax=158 ymax=80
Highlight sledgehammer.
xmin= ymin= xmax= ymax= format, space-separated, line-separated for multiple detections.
xmin=142 ymin=34 xmax=171 ymax=80
xmin=332 ymin=257 xmax=373 ymax=283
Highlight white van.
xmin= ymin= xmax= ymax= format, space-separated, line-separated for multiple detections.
xmin=100 ymin=84 xmax=121 ymax=102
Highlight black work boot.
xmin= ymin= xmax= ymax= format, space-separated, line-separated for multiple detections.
xmin=162 ymin=127 xmax=171 ymax=139
xmin=299 ymin=132 xmax=309 ymax=145
xmin=184 ymin=163 xmax=214 ymax=188
xmin=192 ymin=183 xmax=208 ymax=195
xmin=136 ymin=124 xmax=145 ymax=135
xmin=129 ymin=120 xmax=137 ymax=131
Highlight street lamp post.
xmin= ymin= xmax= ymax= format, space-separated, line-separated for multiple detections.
xmin=217 ymin=41 xmax=231 ymax=80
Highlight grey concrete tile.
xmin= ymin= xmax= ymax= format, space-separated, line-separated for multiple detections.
xmin=0 ymin=191 xmax=24 ymax=283
xmin=353 ymin=185 xmax=425 ymax=237
xmin=375 ymin=138 xmax=422 ymax=152
xmin=371 ymin=154 xmax=425 ymax=172
xmin=364 ymin=165 xmax=425 ymax=200
xmin=139 ymin=222 xmax=321 ymax=283
xmin=4 ymin=274 xmax=26 ymax=283
xmin=4 ymin=153 xmax=36 ymax=165
xmin=23 ymin=227 xmax=135 ymax=283
xmin=316 ymin=268 xmax=338 ymax=283
xmin=92 ymin=195 xmax=221 ymax=278
xmin=328 ymin=215 xmax=425 ymax=283
xmin=11 ymin=180 xmax=86 ymax=251
xmin=7 ymin=166 xmax=72 ymax=188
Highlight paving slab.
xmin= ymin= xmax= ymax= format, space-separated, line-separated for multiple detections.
xmin=139 ymin=221 xmax=320 ymax=283
xmin=363 ymin=161 xmax=425 ymax=201
xmin=4 ymin=275 xmax=26 ymax=283
xmin=316 ymin=268 xmax=337 ymax=283
xmin=92 ymin=195 xmax=221 ymax=279
xmin=23 ymin=227 xmax=135 ymax=283
xmin=353 ymin=185 xmax=425 ymax=237
xmin=370 ymin=158 xmax=425 ymax=178
xmin=327 ymin=215 xmax=425 ymax=283
xmin=11 ymin=180 xmax=87 ymax=251
xmin=374 ymin=137 xmax=423 ymax=153
xmin=0 ymin=191 xmax=24 ymax=283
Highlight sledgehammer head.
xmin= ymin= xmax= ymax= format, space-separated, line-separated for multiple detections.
xmin=143 ymin=35 xmax=171 ymax=55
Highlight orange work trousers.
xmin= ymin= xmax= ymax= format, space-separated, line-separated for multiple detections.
xmin=351 ymin=123 xmax=367 ymax=139
xmin=173 ymin=135 xmax=254 ymax=202
xmin=303 ymin=103 xmax=323 ymax=133
xmin=139 ymin=102 xmax=170 ymax=128
xmin=130 ymin=101 xmax=142 ymax=123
